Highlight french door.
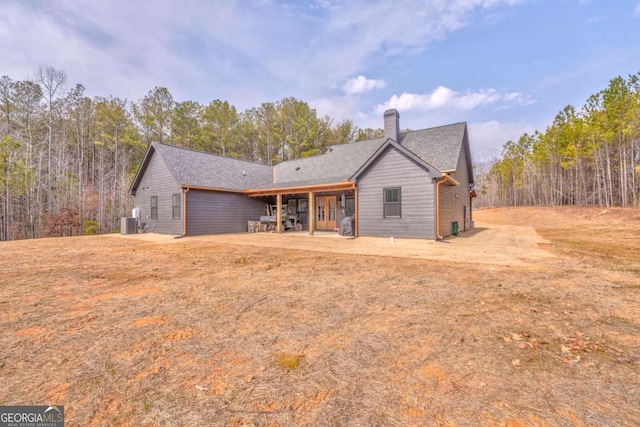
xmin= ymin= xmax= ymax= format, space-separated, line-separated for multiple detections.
xmin=316 ymin=196 xmax=336 ymax=230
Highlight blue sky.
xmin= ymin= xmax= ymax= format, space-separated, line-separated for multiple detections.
xmin=2 ymin=0 xmax=639 ymax=159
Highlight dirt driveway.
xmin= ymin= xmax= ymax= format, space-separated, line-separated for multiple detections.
xmin=119 ymin=217 xmax=553 ymax=266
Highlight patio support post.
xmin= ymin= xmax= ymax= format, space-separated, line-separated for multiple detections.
xmin=354 ymin=188 xmax=358 ymax=237
xmin=276 ymin=193 xmax=282 ymax=233
xmin=308 ymin=192 xmax=314 ymax=235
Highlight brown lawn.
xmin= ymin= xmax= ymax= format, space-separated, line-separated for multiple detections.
xmin=1 ymin=207 xmax=639 ymax=426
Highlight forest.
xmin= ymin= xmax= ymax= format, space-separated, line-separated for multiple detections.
xmin=1 ymin=67 xmax=639 ymax=241
xmin=476 ymin=71 xmax=640 ymax=209
xmin=0 ymin=67 xmax=385 ymax=241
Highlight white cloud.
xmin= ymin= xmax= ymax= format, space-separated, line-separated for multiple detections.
xmin=306 ymin=0 xmax=527 ymax=84
xmin=309 ymin=96 xmax=362 ymax=122
xmin=342 ymin=75 xmax=386 ymax=95
xmin=375 ymin=86 xmax=533 ymax=114
xmin=635 ymin=1 xmax=640 ymax=17
xmin=0 ymin=0 xmax=530 ymax=110
xmin=184 ymin=0 xmax=529 ymax=96
xmin=0 ymin=1 xmax=206 ymax=101
xmin=468 ymin=120 xmax=537 ymax=158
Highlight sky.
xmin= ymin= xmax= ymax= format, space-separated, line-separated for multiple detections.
xmin=1 ymin=0 xmax=640 ymax=160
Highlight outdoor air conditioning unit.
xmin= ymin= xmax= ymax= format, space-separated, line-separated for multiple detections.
xmin=121 ymin=217 xmax=137 ymax=234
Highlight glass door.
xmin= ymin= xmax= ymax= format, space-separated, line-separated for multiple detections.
xmin=315 ymin=196 xmax=337 ymax=230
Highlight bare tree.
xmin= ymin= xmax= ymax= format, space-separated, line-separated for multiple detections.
xmin=35 ymin=66 xmax=67 ymax=214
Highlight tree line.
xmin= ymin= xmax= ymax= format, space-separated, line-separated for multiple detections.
xmin=0 ymin=67 xmax=385 ymax=241
xmin=477 ymin=72 xmax=640 ymax=208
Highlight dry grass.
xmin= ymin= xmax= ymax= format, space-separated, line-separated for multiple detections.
xmin=481 ymin=206 xmax=640 ymax=272
xmin=0 ymin=207 xmax=639 ymax=426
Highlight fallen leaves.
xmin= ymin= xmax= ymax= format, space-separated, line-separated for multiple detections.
xmin=555 ymin=332 xmax=604 ymax=365
xmin=500 ymin=329 xmax=633 ymax=367
xmin=503 ymin=332 xmax=525 ymax=343
xmin=502 ymin=330 xmax=613 ymax=368
xmin=502 ymin=331 xmax=537 ymax=350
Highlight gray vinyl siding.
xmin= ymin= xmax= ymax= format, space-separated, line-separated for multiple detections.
xmin=439 ymin=142 xmax=472 ymax=237
xmin=134 ymin=150 xmax=183 ymax=235
xmin=186 ymin=190 xmax=266 ymax=235
xmin=357 ymin=147 xmax=436 ymax=239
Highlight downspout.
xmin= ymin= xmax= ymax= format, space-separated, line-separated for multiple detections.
xmin=469 ymin=191 xmax=473 ymax=227
xmin=435 ymin=174 xmax=460 ymax=240
xmin=436 ymin=178 xmax=445 ymax=240
xmin=182 ymin=187 xmax=189 ymax=237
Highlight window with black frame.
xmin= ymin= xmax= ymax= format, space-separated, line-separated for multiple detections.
xmin=151 ymin=196 xmax=158 ymax=219
xmin=172 ymin=194 xmax=181 ymax=219
xmin=383 ymin=188 xmax=401 ymax=218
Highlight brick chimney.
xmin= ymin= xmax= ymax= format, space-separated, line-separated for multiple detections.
xmin=384 ymin=109 xmax=399 ymax=141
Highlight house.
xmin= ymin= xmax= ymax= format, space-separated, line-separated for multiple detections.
xmin=129 ymin=109 xmax=475 ymax=239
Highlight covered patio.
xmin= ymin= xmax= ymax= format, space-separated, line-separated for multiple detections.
xmin=245 ymin=181 xmax=358 ymax=236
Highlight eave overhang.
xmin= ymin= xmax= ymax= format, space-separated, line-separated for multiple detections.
xmin=181 ymin=185 xmax=246 ymax=194
xmin=439 ymin=173 xmax=460 ymax=186
xmin=244 ymin=181 xmax=355 ymax=197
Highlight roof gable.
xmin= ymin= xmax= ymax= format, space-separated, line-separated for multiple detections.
xmin=350 ymin=138 xmax=442 ymax=182
xmin=270 ymin=123 xmax=469 ymax=187
xmin=129 ymin=143 xmax=161 ymax=195
xmin=130 ymin=143 xmax=273 ymax=194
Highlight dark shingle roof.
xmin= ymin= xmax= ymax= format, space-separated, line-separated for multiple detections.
xmin=265 ymin=122 xmax=467 ymax=188
xmin=132 ymin=121 xmax=468 ymax=193
xmin=153 ymin=143 xmax=273 ymax=190
xmin=398 ymin=122 xmax=467 ymax=172
xmin=272 ymin=137 xmax=385 ymax=186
